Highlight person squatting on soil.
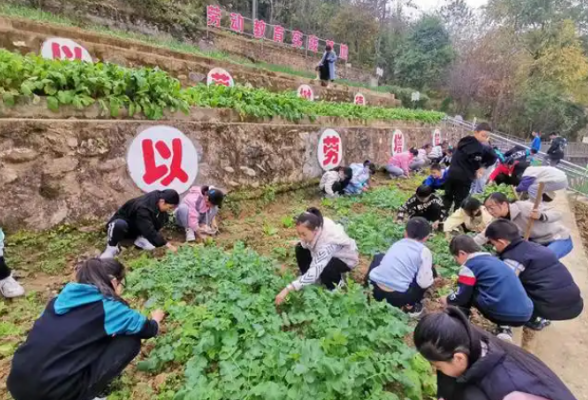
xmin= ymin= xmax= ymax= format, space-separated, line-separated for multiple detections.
xmin=429 ymin=141 xmax=449 ymax=164
xmin=443 ymin=235 xmax=533 ymax=342
xmin=344 ymin=161 xmax=376 ymax=195
xmin=487 ymin=154 xmax=529 ymax=187
xmin=516 ymin=166 xmax=568 ymax=203
xmin=422 ymin=163 xmax=448 ymax=191
xmin=443 ymin=197 xmax=492 ymax=237
xmin=275 ymin=207 xmax=359 ymax=306
xmin=175 ymin=186 xmax=225 ymax=242
xmin=100 ymin=189 xmax=180 ymax=259
xmin=387 ymin=147 xmax=419 ymax=178
xmin=414 ymin=307 xmax=577 ymax=400
xmin=7 ymin=258 xmax=165 ymax=400
xmin=319 ymin=166 xmax=353 ymax=198
xmin=486 ymin=219 xmax=583 ymax=331
xmin=477 ymin=193 xmax=573 ymax=260
xmin=0 ymin=228 xmax=25 ymax=298
xmin=367 ymin=217 xmax=435 ymax=317
xmin=410 ymin=144 xmax=432 ymax=171
xmin=444 ymin=123 xmax=497 ymax=213
xmin=397 ymin=185 xmax=446 ymax=230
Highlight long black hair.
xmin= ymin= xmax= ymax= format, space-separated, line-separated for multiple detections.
xmin=76 ymin=258 xmax=127 ymax=304
xmin=296 ymin=207 xmax=324 ymax=231
xmin=415 ymin=307 xmax=574 ymax=399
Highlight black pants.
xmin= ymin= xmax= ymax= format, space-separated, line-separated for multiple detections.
xmin=107 ymin=219 xmax=131 ymax=247
xmin=8 ymin=336 xmax=141 ymax=400
xmin=295 ymin=244 xmax=350 ymax=290
xmin=413 ymin=203 xmax=443 ymax=223
xmin=332 ymin=176 xmax=352 ymax=195
xmin=366 ymin=254 xmax=428 ymax=308
xmin=0 ymin=256 xmax=11 ymax=280
xmin=494 ymin=173 xmax=516 ymax=186
xmin=443 ymin=177 xmax=472 ymax=213
xmin=458 ymin=299 xmax=527 ymax=327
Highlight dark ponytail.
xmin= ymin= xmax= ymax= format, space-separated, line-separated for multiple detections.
xmin=414 ymin=307 xmax=482 ymax=367
xmin=201 ymin=186 xmax=210 ymax=195
xmin=75 ymin=258 xmax=127 ymax=305
xmin=296 ymin=207 xmax=324 ymax=230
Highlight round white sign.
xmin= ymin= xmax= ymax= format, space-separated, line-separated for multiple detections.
xmin=392 ymin=129 xmax=405 ymax=155
xmin=207 ymin=68 xmax=235 ymax=87
xmin=127 ymin=126 xmax=199 ymax=194
xmin=317 ymin=129 xmax=343 ymax=171
xmin=297 ymin=84 xmax=314 ymax=101
xmin=432 ymin=129 xmax=442 ymax=146
xmin=354 ymin=93 xmax=366 ymax=106
xmin=40 ymin=38 xmax=93 ymax=62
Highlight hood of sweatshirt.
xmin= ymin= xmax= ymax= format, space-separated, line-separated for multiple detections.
xmin=54 ymin=283 xmax=106 ymax=315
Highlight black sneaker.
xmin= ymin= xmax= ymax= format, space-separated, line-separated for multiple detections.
xmin=496 ymin=326 xmax=513 ymax=342
xmin=405 ymin=302 xmax=424 ymax=319
xmin=525 ymin=318 xmax=551 ymax=331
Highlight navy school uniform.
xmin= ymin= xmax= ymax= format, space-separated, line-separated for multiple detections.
xmin=7 ymin=283 xmax=158 ymax=400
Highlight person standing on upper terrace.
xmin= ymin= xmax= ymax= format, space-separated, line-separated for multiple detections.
xmin=318 ymin=44 xmax=337 ymax=87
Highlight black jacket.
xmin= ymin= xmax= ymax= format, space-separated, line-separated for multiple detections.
xmin=448 ymin=136 xmax=497 ymax=182
xmin=439 ymin=338 xmax=577 ymax=400
xmin=547 ymin=137 xmax=566 ymax=160
xmin=108 ymin=191 xmax=169 ymax=247
xmin=499 ymin=239 xmax=583 ymax=320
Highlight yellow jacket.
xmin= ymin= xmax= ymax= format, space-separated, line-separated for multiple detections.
xmin=444 ymin=207 xmax=493 ymax=234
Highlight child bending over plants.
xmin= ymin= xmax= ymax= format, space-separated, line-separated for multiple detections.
xmin=443 ymin=197 xmax=492 ymax=238
xmin=486 ymin=219 xmax=583 ymax=331
xmin=422 ymin=163 xmax=448 ymax=191
xmin=344 ymin=160 xmax=376 ymax=195
xmin=0 ymin=228 xmax=25 ymax=298
xmin=275 ymin=207 xmax=359 ymax=305
xmin=7 ymin=258 xmax=165 ymax=400
xmin=175 ymin=185 xmax=225 ymax=242
xmin=101 ymin=189 xmax=180 ymax=259
xmin=319 ymin=166 xmax=353 ymax=198
xmin=366 ymin=217 xmax=435 ymax=317
xmin=414 ymin=307 xmax=576 ymax=400
xmin=442 ymin=235 xmax=533 ymax=342
xmin=397 ymin=185 xmax=446 ymax=230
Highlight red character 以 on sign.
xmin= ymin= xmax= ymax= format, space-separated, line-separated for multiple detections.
xmin=322 ymin=136 xmax=341 ymax=167
xmin=292 ymin=30 xmax=304 ymax=48
xmin=273 ymin=25 xmax=285 ymax=43
xmin=207 ymin=5 xmax=222 ymax=27
xmin=141 ymin=138 xmax=189 ymax=187
xmin=253 ymin=19 xmax=267 ymax=39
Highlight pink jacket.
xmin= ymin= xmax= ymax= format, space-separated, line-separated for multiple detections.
xmin=388 ymin=152 xmax=414 ymax=174
xmin=182 ymin=186 xmax=211 ymax=230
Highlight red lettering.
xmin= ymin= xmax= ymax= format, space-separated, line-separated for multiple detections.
xmin=273 ymin=25 xmax=285 ymax=43
xmin=160 ymin=138 xmax=189 ymax=186
xmin=322 ymin=136 xmax=341 ymax=166
xmin=51 ymin=42 xmax=61 ymax=58
xmin=207 ymin=5 xmax=222 ymax=28
xmin=141 ymin=138 xmax=189 ymax=186
xmin=292 ymin=31 xmax=304 ymax=48
xmin=307 ymin=35 xmax=319 ymax=53
xmin=142 ymin=139 xmax=168 ymax=185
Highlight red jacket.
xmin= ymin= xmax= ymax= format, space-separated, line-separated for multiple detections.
xmin=489 ymin=163 xmax=516 ymax=182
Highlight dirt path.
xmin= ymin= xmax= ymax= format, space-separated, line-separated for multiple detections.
xmin=526 ymin=193 xmax=588 ymax=400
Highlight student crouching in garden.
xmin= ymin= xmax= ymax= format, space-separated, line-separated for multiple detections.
xmin=0 ymin=228 xmax=25 ymax=298
xmin=319 ymin=167 xmax=353 ymax=198
xmin=100 ymin=189 xmax=179 ymax=259
xmin=175 ymin=186 xmax=225 ymax=242
xmin=478 ymin=192 xmax=573 ymax=259
xmin=414 ymin=307 xmax=577 ymax=400
xmin=387 ymin=148 xmax=419 ymax=178
xmin=444 ymin=235 xmax=533 ymax=341
xmin=275 ymin=208 xmax=358 ymax=305
xmin=422 ymin=163 xmax=448 ymax=191
xmin=516 ymin=166 xmax=568 ymax=202
xmin=485 ymin=219 xmax=583 ymax=331
xmin=443 ymin=197 xmax=492 ymax=237
xmin=367 ymin=217 xmax=434 ymax=317
xmin=344 ymin=161 xmax=376 ymax=195
xmin=397 ymin=185 xmax=446 ymax=230
xmin=7 ymin=259 xmax=165 ymax=400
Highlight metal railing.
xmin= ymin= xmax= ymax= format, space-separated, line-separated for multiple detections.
xmin=443 ymin=116 xmax=588 ymax=197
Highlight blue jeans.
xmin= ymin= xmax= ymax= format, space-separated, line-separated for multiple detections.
xmin=546 ymin=237 xmax=573 ymax=260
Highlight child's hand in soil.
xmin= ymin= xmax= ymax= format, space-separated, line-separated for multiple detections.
xmin=151 ymin=309 xmax=166 ymax=324
xmin=166 ymin=243 xmax=178 ymax=253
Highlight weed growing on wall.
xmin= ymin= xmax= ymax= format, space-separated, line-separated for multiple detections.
xmin=125 ymin=243 xmax=435 ymax=400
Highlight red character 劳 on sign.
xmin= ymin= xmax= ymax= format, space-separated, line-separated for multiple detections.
xmin=339 ymin=44 xmax=349 ymax=60
xmin=141 ymin=138 xmax=189 ymax=187
xmin=292 ymin=30 xmax=304 ymax=48
xmin=253 ymin=19 xmax=267 ymax=39
xmin=230 ymin=13 xmax=244 ymax=33
xmin=273 ymin=25 xmax=285 ymax=43
xmin=207 ymin=5 xmax=222 ymax=28
xmin=307 ymin=35 xmax=319 ymax=52
xmin=322 ymin=136 xmax=341 ymax=167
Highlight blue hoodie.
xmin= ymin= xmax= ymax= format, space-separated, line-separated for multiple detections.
xmin=423 ymin=168 xmax=448 ymax=190
xmin=8 ymin=283 xmax=158 ymax=400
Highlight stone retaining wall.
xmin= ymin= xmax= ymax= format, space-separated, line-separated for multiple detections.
xmin=0 ymin=117 xmax=467 ymax=230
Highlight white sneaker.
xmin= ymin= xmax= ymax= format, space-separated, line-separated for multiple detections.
xmin=496 ymin=326 xmax=514 ymax=342
xmin=0 ymin=275 xmax=25 ymax=298
xmin=92 ymin=397 xmax=107 ymax=400
xmin=185 ymin=228 xmax=196 ymax=242
xmin=99 ymin=245 xmax=120 ymax=259
xmin=134 ymin=236 xmax=156 ymax=251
